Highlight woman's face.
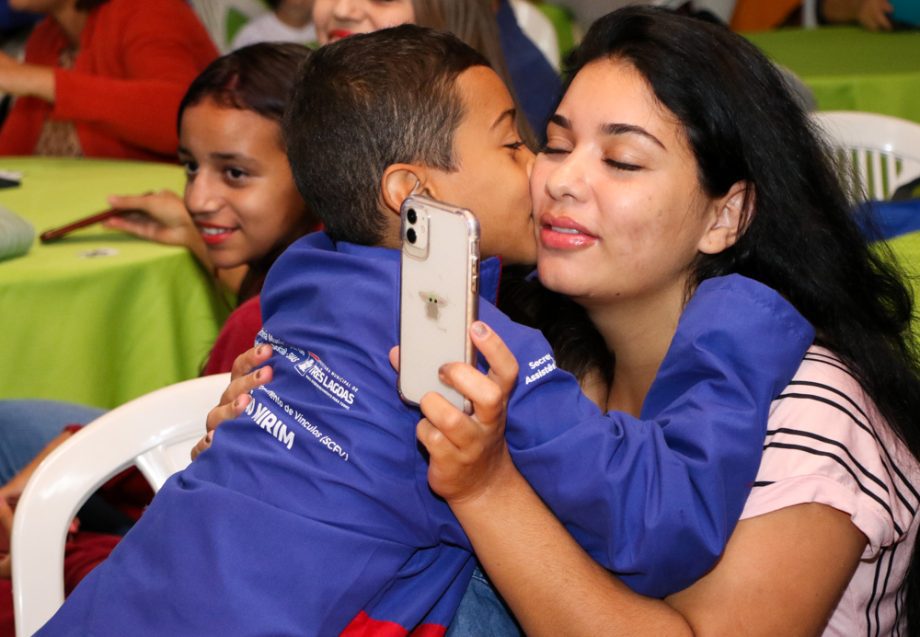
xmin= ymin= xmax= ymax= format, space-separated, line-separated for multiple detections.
xmin=178 ymin=98 xmax=310 ymax=270
xmin=532 ymin=58 xmax=720 ymax=310
xmin=312 ymin=0 xmax=416 ymax=45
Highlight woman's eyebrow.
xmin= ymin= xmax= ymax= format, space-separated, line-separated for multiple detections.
xmin=600 ymin=122 xmax=666 ymax=150
xmin=548 ymin=114 xmax=666 ymax=150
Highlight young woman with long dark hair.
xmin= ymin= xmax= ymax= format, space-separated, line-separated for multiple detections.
xmin=424 ymin=7 xmax=920 ymax=636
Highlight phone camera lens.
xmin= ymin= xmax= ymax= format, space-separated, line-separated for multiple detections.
xmin=407 ymin=228 xmax=417 ymax=244
xmin=407 ymin=209 xmax=417 ymax=224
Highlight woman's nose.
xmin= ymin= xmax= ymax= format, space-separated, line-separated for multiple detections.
xmin=331 ymin=0 xmax=362 ymax=20
xmin=544 ymin=151 xmax=589 ymax=202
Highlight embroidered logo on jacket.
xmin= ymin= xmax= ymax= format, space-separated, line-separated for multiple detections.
xmin=245 ymin=397 xmax=295 ymax=450
xmin=295 ymin=351 xmax=357 ymax=409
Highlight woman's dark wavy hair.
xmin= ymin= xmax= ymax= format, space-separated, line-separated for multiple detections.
xmin=177 ymin=42 xmax=316 ymax=303
xmin=509 ymin=7 xmax=920 ymax=630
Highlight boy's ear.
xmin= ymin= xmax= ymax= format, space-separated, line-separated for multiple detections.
xmin=381 ymin=164 xmax=427 ymax=218
xmin=698 ymin=180 xmax=754 ymax=255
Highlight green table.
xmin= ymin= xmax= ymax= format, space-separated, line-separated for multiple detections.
xmin=0 ymin=158 xmax=229 ymax=408
xmin=746 ymin=26 xmax=920 ymax=123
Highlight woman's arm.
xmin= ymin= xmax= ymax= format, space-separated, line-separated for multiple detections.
xmin=421 ymin=323 xmax=688 ymax=635
xmin=191 ymin=345 xmax=274 ymax=460
xmin=425 ymin=323 xmax=866 ymax=636
xmin=666 ymin=504 xmax=865 ymax=636
xmin=0 ymin=51 xmax=54 ymax=101
xmin=49 ymin=1 xmax=217 ymax=155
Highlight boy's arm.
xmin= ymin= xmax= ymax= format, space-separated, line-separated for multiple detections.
xmin=490 ymin=274 xmax=814 ymax=597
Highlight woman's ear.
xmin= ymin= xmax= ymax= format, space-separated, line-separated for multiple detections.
xmin=381 ymin=164 xmax=427 ymax=219
xmin=698 ymin=181 xmax=754 ymax=255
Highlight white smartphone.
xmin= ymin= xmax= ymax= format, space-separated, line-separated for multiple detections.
xmin=398 ymin=194 xmax=480 ymax=413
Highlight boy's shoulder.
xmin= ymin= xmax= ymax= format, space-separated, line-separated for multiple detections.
xmin=262 ymin=233 xmax=400 ymax=306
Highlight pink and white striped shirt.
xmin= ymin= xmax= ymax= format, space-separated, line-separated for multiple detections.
xmin=741 ymin=346 xmax=920 ymax=636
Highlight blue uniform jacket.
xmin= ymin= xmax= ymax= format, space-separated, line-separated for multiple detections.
xmin=39 ymin=232 xmax=814 ymax=636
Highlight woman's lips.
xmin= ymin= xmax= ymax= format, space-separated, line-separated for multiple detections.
xmin=197 ymin=223 xmax=236 ymax=246
xmin=538 ymin=215 xmax=598 ymax=249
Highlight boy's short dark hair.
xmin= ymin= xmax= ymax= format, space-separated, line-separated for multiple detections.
xmin=283 ymin=25 xmax=491 ymax=245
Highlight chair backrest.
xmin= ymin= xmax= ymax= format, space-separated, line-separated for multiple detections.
xmin=11 ymin=373 xmax=230 ymax=637
xmin=811 ymin=110 xmax=920 ymax=201
xmin=189 ymin=0 xmax=268 ymax=53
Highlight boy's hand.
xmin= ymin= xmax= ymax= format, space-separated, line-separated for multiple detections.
xmin=191 ymin=345 xmax=274 ymax=460
xmin=0 ymin=497 xmax=12 ymax=578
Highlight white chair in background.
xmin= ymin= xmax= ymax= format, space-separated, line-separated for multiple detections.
xmin=189 ymin=0 xmax=268 ymax=53
xmin=11 ymin=373 xmax=230 ymax=637
xmin=811 ymin=110 xmax=920 ymax=201
xmin=802 ymin=0 xmax=819 ymax=27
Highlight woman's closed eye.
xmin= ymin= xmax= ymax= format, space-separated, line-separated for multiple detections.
xmin=604 ymin=158 xmax=642 ymax=171
xmin=539 ymin=145 xmax=569 ymax=156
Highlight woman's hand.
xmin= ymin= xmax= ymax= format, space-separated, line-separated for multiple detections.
xmin=857 ymin=0 xmax=894 ymax=30
xmin=822 ymin=0 xmax=893 ymax=30
xmin=0 ymin=51 xmax=54 ymax=101
xmin=396 ymin=321 xmax=520 ymax=504
xmin=191 ymin=345 xmax=274 ymax=460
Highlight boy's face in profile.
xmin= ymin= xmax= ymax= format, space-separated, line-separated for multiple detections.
xmin=427 ymin=67 xmax=538 ymax=266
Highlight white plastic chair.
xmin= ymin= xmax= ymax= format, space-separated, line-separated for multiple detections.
xmin=811 ymin=111 xmax=920 ymax=201
xmin=11 ymin=373 xmax=230 ymax=637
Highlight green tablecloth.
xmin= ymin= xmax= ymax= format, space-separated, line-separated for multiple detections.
xmin=0 ymin=158 xmax=229 ymax=408
xmin=746 ymin=26 xmax=920 ymax=123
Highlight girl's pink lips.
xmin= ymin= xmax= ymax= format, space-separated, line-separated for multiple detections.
xmin=538 ymin=214 xmax=598 ymax=250
xmin=196 ymin=221 xmax=237 ymax=246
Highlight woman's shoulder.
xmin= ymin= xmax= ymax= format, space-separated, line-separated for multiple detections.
xmin=744 ymin=345 xmax=920 ymax=551
xmin=23 ymin=15 xmax=65 ymax=61
xmin=92 ymin=0 xmax=214 ymax=35
xmin=774 ymin=346 xmax=871 ymax=426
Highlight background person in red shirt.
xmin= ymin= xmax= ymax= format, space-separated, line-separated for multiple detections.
xmin=0 ymin=0 xmax=218 ymax=161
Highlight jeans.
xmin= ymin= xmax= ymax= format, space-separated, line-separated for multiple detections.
xmin=0 ymin=399 xmax=105 ymax=482
xmin=447 ymin=566 xmax=522 ymax=636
